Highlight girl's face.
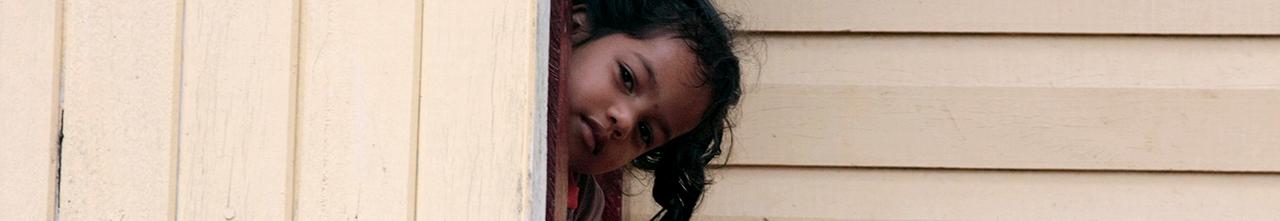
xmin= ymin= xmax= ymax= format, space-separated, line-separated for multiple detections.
xmin=566 ymin=33 xmax=711 ymax=175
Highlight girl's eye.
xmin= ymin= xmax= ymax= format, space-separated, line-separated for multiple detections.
xmin=638 ymin=122 xmax=653 ymax=145
xmin=618 ymin=63 xmax=636 ymax=92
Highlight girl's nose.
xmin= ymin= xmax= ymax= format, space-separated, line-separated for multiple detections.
xmin=606 ymin=105 xmax=637 ymax=140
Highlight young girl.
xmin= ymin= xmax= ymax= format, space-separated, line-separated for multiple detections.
xmin=564 ymin=0 xmax=741 ymax=220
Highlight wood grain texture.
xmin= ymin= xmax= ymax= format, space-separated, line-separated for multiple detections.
xmin=295 ymin=0 xmax=419 ymax=220
xmin=418 ymin=0 xmax=540 ymax=219
xmin=730 ymin=34 xmax=1280 ymax=171
xmin=0 ymin=0 xmax=60 ymax=220
xmin=58 ymin=0 xmax=181 ymax=219
xmin=627 ymin=167 xmax=1280 ymax=221
xmin=176 ymin=0 xmax=295 ymax=220
xmin=714 ymin=0 xmax=1280 ymax=35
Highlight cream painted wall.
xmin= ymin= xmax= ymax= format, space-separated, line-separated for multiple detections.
xmin=0 ymin=0 xmax=59 ymax=219
xmin=4 ymin=0 xmax=1279 ymax=220
xmin=0 ymin=0 xmax=543 ymax=220
xmin=625 ymin=0 xmax=1280 ymax=220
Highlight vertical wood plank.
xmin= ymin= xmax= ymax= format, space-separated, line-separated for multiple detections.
xmin=295 ymin=0 xmax=419 ymax=220
xmin=176 ymin=0 xmax=295 ymax=220
xmin=58 ymin=0 xmax=181 ymax=220
xmin=419 ymin=0 xmax=541 ymax=220
xmin=0 ymin=0 xmax=60 ymax=220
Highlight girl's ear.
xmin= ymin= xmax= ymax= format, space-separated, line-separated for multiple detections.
xmin=570 ymin=4 xmax=591 ymax=45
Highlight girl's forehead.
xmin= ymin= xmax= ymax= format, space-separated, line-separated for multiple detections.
xmin=633 ymin=35 xmax=698 ymax=80
xmin=635 ymin=36 xmax=711 ymax=141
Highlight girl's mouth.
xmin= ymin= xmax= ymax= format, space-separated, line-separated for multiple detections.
xmin=581 ymin=115 xmax=605 ymax=156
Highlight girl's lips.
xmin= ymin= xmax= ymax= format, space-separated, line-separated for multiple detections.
xmin=581 ymin=120 xmax=597 ymax=155
xmin=581 ymin=115 xmax=606 ymax=156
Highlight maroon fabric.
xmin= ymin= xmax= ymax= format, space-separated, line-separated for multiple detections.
xmin=550 ymin=0 xmax=624 ymax=220
xmin=547 ymin=0 xmax=572 ymax=220
xmin=597 ymin=170 xmax=624 ymax=221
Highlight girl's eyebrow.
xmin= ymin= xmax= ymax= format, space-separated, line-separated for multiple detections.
xmin=633 ymin=52 xmax=658 ymax=90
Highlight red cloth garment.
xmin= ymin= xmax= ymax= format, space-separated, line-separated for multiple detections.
xmin=568 ymin=174 xmax=606 ymax=221
xmin=568 ymin=180 xmax=580 ymax=209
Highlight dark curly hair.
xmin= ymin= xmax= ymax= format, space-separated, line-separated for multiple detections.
xmin=573 ymin=0 xmax=742 ymax=220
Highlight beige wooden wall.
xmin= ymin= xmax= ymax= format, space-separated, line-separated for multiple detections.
xmin=626 ymin=0 xmax=1280 ymax=220
xmin=1 ymin=0 xmax=544 ymax=220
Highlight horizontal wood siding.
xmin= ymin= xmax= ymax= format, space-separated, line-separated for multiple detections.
xmin=716 ymin=0 xmax=1280 ymax=35
xmin=731 ymin=35 xmax=1280 ymax=171
xmin=626 ymin=1 xmax=1280 ymax=220
xmin=630 ymin=167 xmax=1280 ymax=220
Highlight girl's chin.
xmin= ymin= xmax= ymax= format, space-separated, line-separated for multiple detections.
xmin=568 ymin=159 xmax=606 ymax=175
xmin=567 ymin=148 xmax=597 ymax=173
xmin=576 ymin=160 xmax=629 ymax=175
xmin=569 ymin=164 xmax=608 ymax=176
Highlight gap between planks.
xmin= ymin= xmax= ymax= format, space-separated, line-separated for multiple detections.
xmin=741 ymin=30 xmax=1280 ymax=38
xmin=722 ymin=164 xmax=1280 ymax=175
